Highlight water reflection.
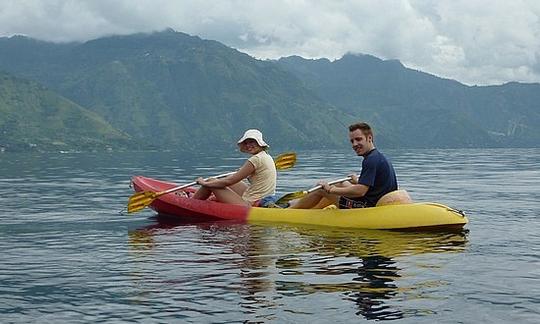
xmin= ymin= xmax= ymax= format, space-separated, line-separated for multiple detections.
xmin=272 ymin=225 xmax=467 ymax=320
xmin=128 ymin=218 xmax=468 ymax=321
xmin=351 ymin=255 xmax=402 ymax=320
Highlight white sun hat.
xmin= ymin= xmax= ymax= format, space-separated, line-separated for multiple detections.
xmin=237 ymin=129 xmax=269 ymax=147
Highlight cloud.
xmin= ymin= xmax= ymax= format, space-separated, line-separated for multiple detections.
xmin=0 ymin=0 xmax=539 ymax=85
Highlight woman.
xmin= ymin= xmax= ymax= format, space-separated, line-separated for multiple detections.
xmin=193 ymin=129 xmax=277 ymax=206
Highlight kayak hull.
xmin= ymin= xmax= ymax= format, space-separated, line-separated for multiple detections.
xmin=131 ymin=176 xmax=468 ymax=231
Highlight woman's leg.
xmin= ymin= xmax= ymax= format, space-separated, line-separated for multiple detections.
xmin=193 ymin=184 xmax=248 ymax=205
xmin=229 ymin=181 xmax=248 ymax=196
xmin=210 ymin=187 xmax=248 ymax=205
xmin=192 ymin=186 xmax=213 ymax=200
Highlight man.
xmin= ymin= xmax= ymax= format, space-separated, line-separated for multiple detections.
xmin=291 ymin=122 xmax=397 ymax=209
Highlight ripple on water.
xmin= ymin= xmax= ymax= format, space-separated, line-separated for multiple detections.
xmin=1 ymin=149 xmax=539 ymax=323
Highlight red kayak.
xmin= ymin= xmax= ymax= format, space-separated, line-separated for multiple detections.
xmin=131 ymin=176 xmax=250 ymax=220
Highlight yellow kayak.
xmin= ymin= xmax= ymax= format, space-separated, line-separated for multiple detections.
xmin=248 ymin=202 xmax=468 ymax=231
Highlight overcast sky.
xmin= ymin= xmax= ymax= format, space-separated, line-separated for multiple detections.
xmin=1 ymin=0 xmax=539 ymax=85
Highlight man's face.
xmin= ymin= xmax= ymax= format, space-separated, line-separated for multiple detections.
xmin=349 ymin=129 xmax=373 ymax=156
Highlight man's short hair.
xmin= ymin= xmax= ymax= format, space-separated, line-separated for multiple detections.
xmin=349 ymin=122 xmax=373 ymax=137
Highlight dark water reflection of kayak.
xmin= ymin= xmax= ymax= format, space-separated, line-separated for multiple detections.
xmin=129 ymin=218 xmax=468 ymax=321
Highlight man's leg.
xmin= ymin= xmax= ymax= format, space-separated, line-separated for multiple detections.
xmin=313 ymin=197 xmax=337 ymax=209
xmin=290 ymin=190 xmax=339 ymax=209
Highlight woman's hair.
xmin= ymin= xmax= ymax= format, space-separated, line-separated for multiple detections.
xmin=348 ymin=122 xmax=373 ymax=137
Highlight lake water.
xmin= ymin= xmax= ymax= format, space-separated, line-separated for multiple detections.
xmin=1 ymin=148 xmax=539 ymax=323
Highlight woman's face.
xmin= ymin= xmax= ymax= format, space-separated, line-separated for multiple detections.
xmin=240 ymin=138 xmax=262 ymax=154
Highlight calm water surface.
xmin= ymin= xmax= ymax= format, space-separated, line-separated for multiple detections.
xmin=1 ymin=149 xmax=539 ymax=323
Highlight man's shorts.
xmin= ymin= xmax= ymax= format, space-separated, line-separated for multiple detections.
xmin=338 ymin=196 xmax=371 ymax=209
xmin=257 ymin=195 xmax=280 ymax=207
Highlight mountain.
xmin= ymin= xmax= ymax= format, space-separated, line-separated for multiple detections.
xmin=0 ymin=31 xmax=538 ymax=151
xmin=277 ymin=54 xmax=540 ymax=148
xmin=0 ymin=31 xmax=355 ymax=151
xmin=0 ymin=71 xmax=134 ymax=152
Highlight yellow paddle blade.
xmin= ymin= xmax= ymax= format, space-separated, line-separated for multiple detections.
xmin=275 ymin=190 xmax=307 ymax=205
xmin=275 ymin=152 xmax=296 ymax=170
xmin=127 ymin=191 xmax=159 ymax=213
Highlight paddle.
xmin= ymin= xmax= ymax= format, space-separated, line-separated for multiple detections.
xmin=127 ymin=152 xmax=296 ymax=213
xmin=275 ymin=176 xmax=353 ymax=205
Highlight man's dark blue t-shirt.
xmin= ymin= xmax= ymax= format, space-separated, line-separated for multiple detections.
xmin=350 ymin=148 xmax=397 ymax=207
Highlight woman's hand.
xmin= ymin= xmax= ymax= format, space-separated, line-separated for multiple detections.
xmin=197 ymin=177 xmax=222 ymax=188
xmin=196 ymin=177 xmax=208 ymax=186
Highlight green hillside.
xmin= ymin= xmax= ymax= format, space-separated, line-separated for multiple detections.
xmin=0 ymin=31 xmax=355 ymax=151
xmin=0 ymin=71 xmax=134 ymax=152
xmin=0 ymin=31 xmax=538 ymax=151
xmin=277 ymin=54 xmax=540 ymax=148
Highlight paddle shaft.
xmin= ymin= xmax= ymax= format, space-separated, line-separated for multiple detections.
xmin=275 ymin=176 xmax=354 ymax=205
xmin=305 ymin=176 xmax=353 ymax=194
xmin=159 ymin=171 xmax=236 ymax=196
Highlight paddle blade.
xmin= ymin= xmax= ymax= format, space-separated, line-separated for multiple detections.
xmin=127 ymin=191 xmax=158 ymax=213
xmin=275 ymin=190 xmax=307 ymax=205
xmin=275 ymin=152 xmax=296 ymax=170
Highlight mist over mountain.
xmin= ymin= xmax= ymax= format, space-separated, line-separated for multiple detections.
xmin=0 ymin=30 xmax=538 ymax=152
